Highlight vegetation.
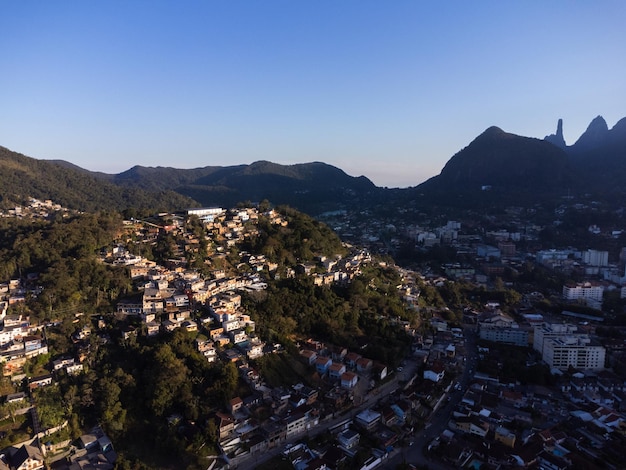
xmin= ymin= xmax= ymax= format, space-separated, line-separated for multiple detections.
xmin=245 ymin=205 xmax=348 ymax=264
xmin=245 ymin=267 xmax=414 ymax=366
xmin=0 ymin=146 xmax=195 ymax=212
xmin=0 ymin=213 xmax=132 ymax=322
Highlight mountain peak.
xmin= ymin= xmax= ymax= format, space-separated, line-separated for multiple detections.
xmin=482 ymin=126 xmax=506 ymax=136
xmin=573 ymin=115 xmax=609 ymax=151
xmin=544 ymin=118 xmax=567 ymax=149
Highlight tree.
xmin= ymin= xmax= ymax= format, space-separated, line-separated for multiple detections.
xmin=146 ymin=344 xmax=191 ymax=417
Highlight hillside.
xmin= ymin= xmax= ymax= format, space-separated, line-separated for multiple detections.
xmin=103 ymin=160 xmax=381 ymax=215
xmin=0 ymin=146 xmax=196 ymax=212
xmin=414 ymin=126 xmax=572 ymax=206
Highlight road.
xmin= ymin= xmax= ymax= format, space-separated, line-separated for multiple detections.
xmin=386 ymin=325 xmax=478 ymax=469
xmin=235 ymin=373 xmax=403 ymax=469
xmin=236 ymin=326 xmax=479 ymax=469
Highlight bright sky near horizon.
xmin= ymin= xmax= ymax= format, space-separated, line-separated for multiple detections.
xmin=1 ymin=1 xmax=625 ymax=188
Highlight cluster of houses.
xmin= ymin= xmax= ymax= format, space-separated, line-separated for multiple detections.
xmin=422 ymin=314 xmax=626 ymax=470
xmin=0 ymin=314 xmax=49 ymax=378
xmin=0 ymin=425 xmax=116 ymax=470
xmin=209 ymin=337 xmax=400 ymax=469
xmin=224 ymin=317 xmax=467 ymax=469
xmin=429 ymin=370 xmax=626 ymax=469
xmin=0 ymin=198 xmax=70 ymax=220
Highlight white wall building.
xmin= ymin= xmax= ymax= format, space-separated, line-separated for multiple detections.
xmin=543 ymin=336 xmax=605 ymax=370
xmin=534 ymin=323 xmax=578 ymax=355
xmin=582 ymin=249 xmax=609 ymax=267
xmin=562 ymin=282 xmax=604 ymax=303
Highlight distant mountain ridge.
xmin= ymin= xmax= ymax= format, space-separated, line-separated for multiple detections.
xmin=98 ymin=160 xmax=381 ymax=214
xmin=1 ymin=113 xmax=624 ymax=214
xmin=413 ymin=114 xmax=625 ymax=205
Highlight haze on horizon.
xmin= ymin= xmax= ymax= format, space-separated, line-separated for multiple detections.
xmin=1 ymin=1 xmax=625 ymax=188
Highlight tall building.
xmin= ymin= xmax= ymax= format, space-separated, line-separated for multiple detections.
xmin=582 ymin=249 xmax=608 ymax=267
xmin=479 ymin=314 xmax=528 ymax=346
xmin=542 ymin=336 xmax=605 ymax=370
xmin=534 ymin=323 xmax=578 ymax=355
xmin=562 ymin=282 xmax=604 ymax=303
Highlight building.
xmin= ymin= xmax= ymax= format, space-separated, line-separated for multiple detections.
xmin=582 ymin=249 xmax=609 ymax=267
xmin=340 ymin=371 xmax=358 ymax=389
xmin=477 ymin=245 xmax=501 ymax=259
xmin=479 ymin=315 xmax=529 ymax=346
xmin=480 ymin=326 xmax=528 ymax=346
xmin=355 ymin=409 xmax=381 ymax=431
xmin=536 ymin=249 xmax=571 ymax=267
xmin=187 ymin=207 xmax=224 ymax=222
xmin=543 ymin=336 xmax=606 ymax=370
xmin=424 ymin=362 xmax=445 ymax=382
xmin=562 ymin=282 xmax=604 ymax=303
xmin=534 ymin=323 xmax=578 ymax=355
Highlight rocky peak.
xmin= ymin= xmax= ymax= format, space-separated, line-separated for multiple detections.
xmin=572 ymin=115 xmax=609 ymax=151
xmin=544 ymin=118 xmax=567 ymax=149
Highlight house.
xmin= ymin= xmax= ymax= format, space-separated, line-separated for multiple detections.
xmin=52 ymin=357 xmax=75 ymax=371
xmin=10 ymin=443 xmax=45 ymax=470
xmin=121 ymin=325 xmax=137 ymax=340
xmin=181 ymin=320 xmax=198 ymax=332
xmin=340 ymin=371 xmax=358 ymax=389
xmin=344 ymin=352 xmax=361 ymax=369
xmin=455 ymin=416 xmax=489 ymax=438
xmin=283 ymin=405 xmax=318 ymax=438
xmin=329 ymin=345 xmax=348 ymax=362
xmin=262 ymin=420 xmax=287 ymax=449
xmin=300 ymin=349 xmax=318 ymax=365
xmin=381 ymin=406 xmax=397 ymax=426
xmin=337 ymin=429 xmax=360 ymax=449
xmin=215 ymin=412 xmax=235 ymax=440
xmin=391 ymin=402 xmax=409 ymax=423
xmin=226 ymin=327 xmax=245 ymax=343
xmin=355 ymin=409 xmax=381 ymax=431
xmin=245 ymin=340 xmax=264 ymax=360
xmin=537 ymin=450 xmax=571 ymax=470
xmin=5 ymin=392 xmax=26 ymax=403
xmin=66 ymin=363 xmax=84 ymax=375
xmin=424 ymin=362 xmax=445 ymax=382
xmin=229 ymin=397 xmax=244 ymax=414
xmin=28 ymin=374 xmax=52 ymax=390
xmin=494 ymin=426 xmax=516 ymax=447
xmin=315 ymin=356 xmax=332 ymax=374
xmin=356 ymin=357 xmax=373 ymax=373
xmin=146 ymin=321 xmax=160 ymax=336
xmin=372 ymin=363 xmax=388 ymax=380
xmin=328 ymin=362 xmax=346 ymax=380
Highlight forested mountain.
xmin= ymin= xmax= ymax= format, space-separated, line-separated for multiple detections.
xmin=411 ymin=126 xmax=573 ymax=207
xmin=2 ymin=113 xmax=625 ymax=216
xmin=412 ymin=114 xmax=626 ymax=208
xmin=0 ymin=146 xmax=196 ymax=212
xmin=100 ymin=160 xmax=381 ymax=214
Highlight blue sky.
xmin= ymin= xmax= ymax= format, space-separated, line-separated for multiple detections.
xmin=1 ymin=1 xmax=625 ymax=188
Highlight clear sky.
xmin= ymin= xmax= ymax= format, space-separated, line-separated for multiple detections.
xmin=1 ymin=1 xmax=625 ymax=188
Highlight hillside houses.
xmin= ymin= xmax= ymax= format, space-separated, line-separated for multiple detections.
xmin=0 ymin=202 xmax=419 ymax=467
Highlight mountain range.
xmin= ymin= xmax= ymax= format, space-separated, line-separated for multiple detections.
xmin=1 ymin=114 xmax=624 ymax=214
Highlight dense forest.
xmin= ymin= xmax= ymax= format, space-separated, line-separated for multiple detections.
xmin=0 ymin=146 xmax=195 ymax=212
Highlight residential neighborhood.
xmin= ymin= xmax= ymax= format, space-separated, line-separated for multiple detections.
xmin=0 ymin=196 xmax=626 ymax=469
